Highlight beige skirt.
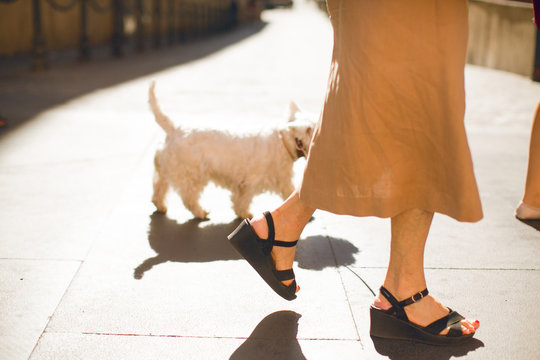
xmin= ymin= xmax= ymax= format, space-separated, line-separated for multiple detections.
xmin=299 ymin=0 xmax=483 ymax=222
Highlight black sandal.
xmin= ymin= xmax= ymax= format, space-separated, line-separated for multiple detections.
xmin=370 ymin=286 xmax=475 ymax=345
xmin=228 ymin=211 xmax=298 ymax=301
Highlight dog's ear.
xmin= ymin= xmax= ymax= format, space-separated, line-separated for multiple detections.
xmin=305 ymin=126 xmax=313 ymax=139
xmin=288 ymin=101 xmax=301 ymax=122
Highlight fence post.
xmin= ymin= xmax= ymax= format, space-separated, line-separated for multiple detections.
xmin=79 ymin=0 xmax=90 ymax=60
xmin=31 ymin=0 xmax=47 ymax=70
xmin=534 ymin=29 xmax=540 ymax=82
xmin=177 ymin=0 xmax=185 ymax=42
xmin=167 ymin=0 xmax=175 ymax=44
xmin=135 ymin=0 xmax=144 ymax=51
xmin=112 ymin=0 xmax=124 ymax=57
xmin=153 ymin=0 xmax=161 ymax=48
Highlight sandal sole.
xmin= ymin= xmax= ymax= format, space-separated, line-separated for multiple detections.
xmin=228 ymin=220 xmax=297 ymax=301
xmin=370 ymin=307 xmax=474 ymax=346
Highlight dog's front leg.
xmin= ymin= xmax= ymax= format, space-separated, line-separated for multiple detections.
xmin=178 ymin=186 xmax=209 ymax=220
xmin=231 ymin=187 xmax=255 ymax=219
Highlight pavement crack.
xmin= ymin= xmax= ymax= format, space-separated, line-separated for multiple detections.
xmin=326 ymin=235 xmax=364 ymax=349
xmin=343 ymin=266 xmax=376 ymax=296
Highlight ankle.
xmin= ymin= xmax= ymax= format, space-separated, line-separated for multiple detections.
xmin=382 ymin=277 xmax=427 ymax=302
xmin=522 ymin=192 xmax=540 ymax=208
xmin=250 ymin=211 xmax=305 ymax=242
xmin=272 ymin=210 xmax=305 ymax=241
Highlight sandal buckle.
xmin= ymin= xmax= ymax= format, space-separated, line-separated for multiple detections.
xmin=412 ymin=292 xmax=424 ymax=303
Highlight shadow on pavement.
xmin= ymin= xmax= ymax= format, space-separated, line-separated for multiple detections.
xmin=517 ymin=218 xmax=540 ymax=231
xmin=0 ymin=22 xmax=267 ymax=137
xmin=134 ymin=212 xmax=359 ymax=279
xmin=229 ymin=311 xmax=306 ymax=360
xmin=371 ymin=336 xmax=484 ymax=360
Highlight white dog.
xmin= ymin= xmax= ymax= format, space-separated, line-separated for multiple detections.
xmin=148 ymin=82 xmax=315 ymax=219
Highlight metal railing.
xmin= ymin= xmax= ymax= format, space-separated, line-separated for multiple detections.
xmin=0 ymin=0 xmax=240 ymax=70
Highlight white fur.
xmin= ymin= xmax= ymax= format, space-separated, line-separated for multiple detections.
xmin=149 ymin=82 xmax=315 ymax=219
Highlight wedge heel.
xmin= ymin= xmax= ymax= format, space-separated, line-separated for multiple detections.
xmin=228 ymin=213 xmax=298 ymax=301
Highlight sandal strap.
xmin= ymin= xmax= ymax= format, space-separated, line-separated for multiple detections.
xmin=379 ymin=286 xmax=407 ymax=320
xmin=424 ymin=309 xmax=465 ymax=337
xmin=273 ymin=240 xmax=298 ymax=247
xmin=275 ymin=268 xmax=295 ymax=281
xmin=379 ymin=286 xmax=429 ymax=321
xmin=261 ymin=211 xmax=298 ymax=255
xmin=398 ymin=288 xmax=429 ymax=307
xmin=263 ymin=211 xmax=275 ymax=242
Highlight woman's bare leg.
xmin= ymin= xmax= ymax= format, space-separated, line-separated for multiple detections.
xmin=372 ymin=209 xmax=479 ymax=335
xmin=518 ymin=101 xmax=540 ymax=219
xmin=249 ymin=190 xmax=315 ymax=288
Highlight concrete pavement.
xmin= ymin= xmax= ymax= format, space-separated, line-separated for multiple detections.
xmin=1 ymin=1 xmax=539 ymax=359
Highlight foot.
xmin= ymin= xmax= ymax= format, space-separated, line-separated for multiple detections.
xmin=373 ymin=290 xmax=479 ymax=336
xmin=515 ymin=201 xmax=540 ymax=220
xmin=250 ymin=212 xmax=301 ymax=291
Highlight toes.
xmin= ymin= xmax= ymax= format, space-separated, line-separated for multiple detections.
xmin=461 ymin=319 xmax=477 ymax=334
xmin=278 ymin=282 xmax=299 ymax=294
xmin=439 ymin=319 xmax=477 ymax=336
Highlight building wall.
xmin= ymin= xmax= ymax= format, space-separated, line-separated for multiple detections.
xmin=467 ymin=0 xmax=536 ymax=77
xmin=0 ymin=0 xmax=260 ymax=57
xmin=0 ymin=0 xmax=113 ymax=55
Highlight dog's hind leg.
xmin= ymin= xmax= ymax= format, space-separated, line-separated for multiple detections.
xmin=231 ymin=187 xmax=255 ymax=219
xmin=152 ymin=171 xmax=169 ymax=213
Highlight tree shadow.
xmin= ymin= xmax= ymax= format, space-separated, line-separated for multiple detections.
xmin=229 ymin=311 xmax=306 ymax=360
xmin=371 ymin=336 xmax=484 ymax=360
xmin=0 ymin=21 xmax=267 ymax=138
xmin=134 ymin=212 xmax=359 ymax=279
xmin=516 ymin=217 xmax=540 ymax=231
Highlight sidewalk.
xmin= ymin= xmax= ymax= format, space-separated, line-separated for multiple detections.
xmin=1 ymin=1 xmax=539 ymax=359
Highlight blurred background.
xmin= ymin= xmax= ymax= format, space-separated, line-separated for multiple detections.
xmin=0 ymin=0 xmax=538 ymax=78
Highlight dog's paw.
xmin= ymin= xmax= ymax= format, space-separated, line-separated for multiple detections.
xmin=192 ymin=210 xmax=210 ymax=220
xmin=235 ymin=212 xmax=253 ymax=220
xmin=154 ymin=205 xmax=168 ymax=214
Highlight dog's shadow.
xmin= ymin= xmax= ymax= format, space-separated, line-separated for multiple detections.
xmin=134 ymin=212 xmax=359 ymax=279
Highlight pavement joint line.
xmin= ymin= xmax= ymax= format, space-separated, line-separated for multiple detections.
xmin=80 ymin=332 xmax=360 ymax=342
xmin=327 ymin=235 xmax=364 ymax=348
xmin=19 ymin=145 xmax=152 ymax=358
xmin=76 ymin=133 xmax=158 ymax=265
xmin=28 ymin=260 xmax=86 ymax=359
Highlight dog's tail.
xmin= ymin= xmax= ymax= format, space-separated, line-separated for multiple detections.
xmin=148 ymin=81 xmax=176 ymax=135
